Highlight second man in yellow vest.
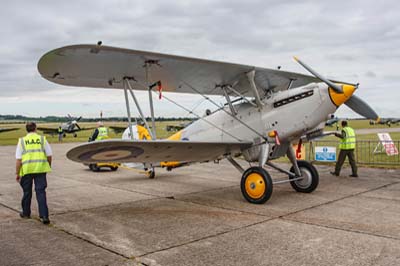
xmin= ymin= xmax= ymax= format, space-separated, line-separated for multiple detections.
xmin=331 ymin=120 xmax=358 ymax=177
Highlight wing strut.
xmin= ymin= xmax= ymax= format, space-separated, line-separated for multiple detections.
xmin=145 ymin=62 xmax=157 ymax=139
xmin=124 ymin=78 xmax=155 ymax=140
xmin=221 ymin=86 xmax=237 ymax=116
xmin=123 ymin=80 xmax=134 ymax=139
xmin=246 ymin=70 xmax=263 ymax=109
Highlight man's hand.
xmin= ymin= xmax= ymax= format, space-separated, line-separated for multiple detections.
xmin=16 ymin=175 xmax=20 ymax=183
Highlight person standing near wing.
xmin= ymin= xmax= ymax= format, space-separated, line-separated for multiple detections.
xmin=15 ymin=122 xmax=52 ymax=224
xmin=89 ymin=121 xmax=109 ymax=141
xmin=331 ymin=120 xmax=358 ymax=177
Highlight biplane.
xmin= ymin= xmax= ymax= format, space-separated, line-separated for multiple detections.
xmin=37 ymin=114 xmax=94 ymax=137
xmin=37 ymin=44 xmax=379 ymax=204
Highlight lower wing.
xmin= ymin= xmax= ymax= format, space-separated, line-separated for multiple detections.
xmin=66 ymin=139 xmax=252 ymax=163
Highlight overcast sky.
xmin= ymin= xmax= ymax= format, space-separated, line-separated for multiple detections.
xmin=0 ymin=0 xmax=399 ymax=119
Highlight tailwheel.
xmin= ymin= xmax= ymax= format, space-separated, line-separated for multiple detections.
xmin=146 ymin=169 xmax=155 ymax=179
xmin=289 ymin=160 xmax=319 ymax=193
xmin=240 ymin=167 xmax=273 ymax=204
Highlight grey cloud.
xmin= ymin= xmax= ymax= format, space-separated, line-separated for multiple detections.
xmin=0 ymin=0 xmax=400 ymax=117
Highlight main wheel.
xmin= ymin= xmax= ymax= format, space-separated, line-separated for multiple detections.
xmin=240 ymin=167 xmax=273 ymax=204
xmin=289 ymin=160 xmax=319 ymax=193
xmin=110 ymin=166 xmax=118 ymax=171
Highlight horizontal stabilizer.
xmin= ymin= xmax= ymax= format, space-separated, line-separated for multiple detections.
xmin=66 ymin=139 xmax=252 ymax=163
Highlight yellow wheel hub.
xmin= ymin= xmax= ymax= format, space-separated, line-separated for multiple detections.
xmin=245 ymin=173 xmax=266 ymax=199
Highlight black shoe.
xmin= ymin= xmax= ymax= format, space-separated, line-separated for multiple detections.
xmin=330 ymin=171 xmax=339 ymax=176
xmin=41 ymin=217 xmax=50 ymax=225
xmin=19 ymin=212 xmax=31 ymax=219
xmin=349 ymin=174 xmax=358 ymax=178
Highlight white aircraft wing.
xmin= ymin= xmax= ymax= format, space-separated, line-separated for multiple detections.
xmin=38 ymin=44 xmax=324 ymax=98
xmin=66 ymin=139 xmax=252 ymax=164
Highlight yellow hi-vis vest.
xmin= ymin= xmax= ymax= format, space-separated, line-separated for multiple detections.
xmin=339 ymin=126 xmax=356 ymax=150
xmin=19 ymin=133 xmax=51 ymax=176
xmin=96 ymin=126 xmax=109 ymax=140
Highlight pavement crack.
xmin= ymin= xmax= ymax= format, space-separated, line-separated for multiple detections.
xmin=138 ymin=216 xmax=274 ymax=258
xmin=281 ymin=217 xmax=400 ymax=241
xmin=278 ymin=181 xmax=400 ymax=219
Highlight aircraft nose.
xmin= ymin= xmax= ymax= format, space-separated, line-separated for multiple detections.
xmin=328 ymin=84 xmax=356 ymax=106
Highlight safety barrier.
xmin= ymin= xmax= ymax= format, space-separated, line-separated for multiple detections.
xmin=306 ymin=140 xmax=400 ymax=166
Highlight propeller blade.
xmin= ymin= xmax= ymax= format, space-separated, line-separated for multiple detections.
xmin=293 ymin=56 xmax=342 ymax=93
xmin=77 ymin=116 xmax=82 ymax=121
xmin=76 ymin=123 xmax=81 ymax=130
xmin=345 ymin=95 xmax=379 ymax=120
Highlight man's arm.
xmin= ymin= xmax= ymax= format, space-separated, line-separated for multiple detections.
xmin=47 ymin=156 xmax=52 ymax=167
xmin=89 ymin=129 xmax=99 ymax=141
xmin=16 ymin=159 xmax=22 ymax=182
xmin=335 ymin=130 xmax=346 ymax=139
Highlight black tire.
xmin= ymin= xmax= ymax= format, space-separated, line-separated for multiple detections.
xmin=289 ymin=160 xmax=319 ymax=193
xmin=73 ymin=133 xmax=77 ymax=138
xmin=240 ymin=166 xmax=273 ymax=204
xmin=110 ymin=166 xmax=118 ymax=171
xmin=89 ymin=164 xmax=100 ymax=172
xmin=147 ymin=170 xmax=155 ymax=179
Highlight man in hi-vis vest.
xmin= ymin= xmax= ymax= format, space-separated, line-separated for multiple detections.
xmin=331 ymin=120 xmax=358 ymax=177
xmin=89 ymin=121 xmax=109 ymax=141
xmin=15 ymin=122 xmax=52 ymax=224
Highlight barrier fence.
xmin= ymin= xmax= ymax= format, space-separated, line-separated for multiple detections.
xmin=306 ymin=140 xmax=400 ymax=166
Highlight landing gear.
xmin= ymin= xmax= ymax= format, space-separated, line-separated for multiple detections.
xmin=146 ymin=168 xmax=155 ymax=179
xmin=73 ymin=133 xmax=77 ymax=138
xmin=89 ymin=164 xmax=100 ymax=172
xmin=240 ymin=167 xmax=273 ymax=204
xmin=289 ymin=160 xmax=319 ymax=193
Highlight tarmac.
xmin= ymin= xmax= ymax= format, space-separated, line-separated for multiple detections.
xmin=0 ymin=142 xmax=399 ymax=266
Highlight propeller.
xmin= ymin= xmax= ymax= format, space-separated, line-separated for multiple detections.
xmin=294 ymin=57 xmax=379 ymax=121
xmin=344 ymin=95 xmax=379 ymax=120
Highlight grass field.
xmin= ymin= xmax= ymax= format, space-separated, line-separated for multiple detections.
xmin=0 ymin=121 xmax=189 ymax=145
xmin=1 ymin=119 xmax=399 ymax=166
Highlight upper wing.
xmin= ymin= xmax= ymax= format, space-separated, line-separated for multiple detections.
xmin=66 ymin=139 xmax=252 ymax=163
xmin=38 ymin=44 xmax=322 ymax=98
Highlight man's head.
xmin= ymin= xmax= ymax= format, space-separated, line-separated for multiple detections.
xmin=341 ymin=120 xmax=348 ymax=127
xmin=97 ymin=121 xmax=104 ymax=127
xmin=26 ymin=122 xmax=37 ymax=133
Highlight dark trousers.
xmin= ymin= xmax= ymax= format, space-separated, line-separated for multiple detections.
xmin=334 ymin=149 xmax=358 ymax=175
xmin=20 ymin=173 xmax=49 ymax=218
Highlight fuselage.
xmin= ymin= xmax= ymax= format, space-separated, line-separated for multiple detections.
xmin=180 ymin=82 xmax=337 ymax=143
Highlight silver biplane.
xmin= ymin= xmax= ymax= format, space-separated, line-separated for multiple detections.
xmin=38 ymin=44 xmax=379 ymax=204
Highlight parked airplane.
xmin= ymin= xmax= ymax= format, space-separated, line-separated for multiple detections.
xmin=369 ymin=118 xmax=400 ymax=127
xmin=38 ymin=44 xmax=379 ymax=204
xmin=37 ymin=114 xmax=94 ymax=137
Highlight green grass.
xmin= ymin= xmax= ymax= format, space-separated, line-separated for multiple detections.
xmin=0 ymin=121 xmax=188 ymax=145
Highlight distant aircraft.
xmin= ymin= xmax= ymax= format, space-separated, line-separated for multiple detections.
xmin=37 ymin=114 xmax=95 ymax=137
xmin=0 ymin=127 xmax=19 ymax=133
xmin=369 ymin=118 xmax=400 ymax=127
